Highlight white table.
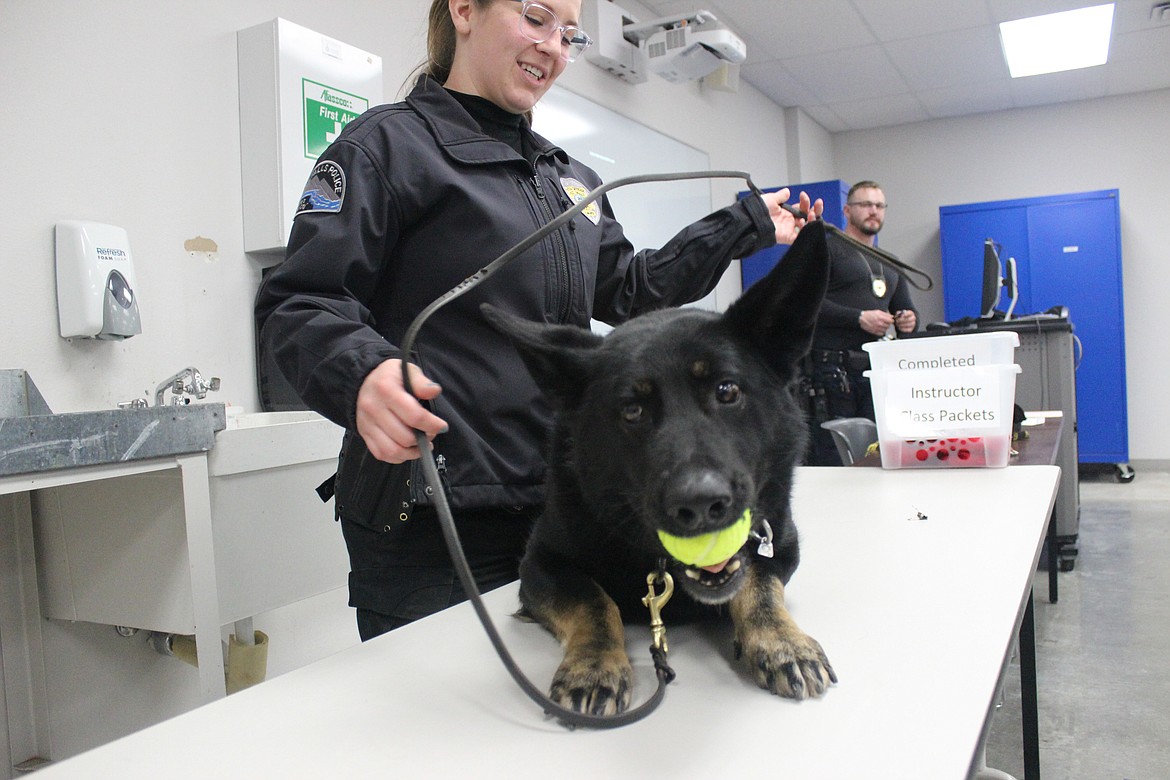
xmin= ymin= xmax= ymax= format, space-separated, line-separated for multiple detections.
xmin=31 ymin=465 xmax=1059 ymax=780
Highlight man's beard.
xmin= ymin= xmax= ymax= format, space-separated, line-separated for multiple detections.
xmin=854 ymin=219 xmax=881 ymax=237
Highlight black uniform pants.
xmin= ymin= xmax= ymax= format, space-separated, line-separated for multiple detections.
xmin=340 ymin=504 xmax=540 ymax=641
xmin=804 ymin=362 xmax=875 ymax=466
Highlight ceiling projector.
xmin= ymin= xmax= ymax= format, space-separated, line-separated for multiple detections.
xmin=625 ymin=11 xmax=747 ymax=83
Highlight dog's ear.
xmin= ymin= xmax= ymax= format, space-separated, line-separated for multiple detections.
xmin=722 ymin=220 xmax=829 ymax=381
xmin=480 ymin=303 xmax=603 ymax=404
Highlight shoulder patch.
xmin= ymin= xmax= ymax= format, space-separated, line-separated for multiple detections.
xmin=296 ymin=161 xmax=346 ymax=216
xmin=560 ymin=177 xmax=601 ymax=226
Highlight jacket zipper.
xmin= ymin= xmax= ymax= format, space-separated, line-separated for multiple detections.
xmin=435 ymin=454 xmax=453 ymax=502
xmin=530 ymin=172 xmax=572 ymax=322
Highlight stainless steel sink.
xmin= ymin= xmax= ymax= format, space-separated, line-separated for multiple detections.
xmin=0 ymin=370 xmax=226 ymax=478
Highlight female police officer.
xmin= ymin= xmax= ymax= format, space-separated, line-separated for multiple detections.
xmin=255 ymin=0 xmax=821 ymax=640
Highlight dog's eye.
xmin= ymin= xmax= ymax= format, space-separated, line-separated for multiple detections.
xmin=715 ymin=381 xmax=741 ymax=404
xmin=621 ymin=403 xmax=644 ymax=423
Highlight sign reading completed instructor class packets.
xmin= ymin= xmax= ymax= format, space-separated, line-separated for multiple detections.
xmin=864 ymin=332 xmax=1021 ymax=441
xmin=872 ymin=364 xmax=1021 ymax=440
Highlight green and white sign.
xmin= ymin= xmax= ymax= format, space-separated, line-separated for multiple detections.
xmin=302 ymin=80 xmax=368 ymax=159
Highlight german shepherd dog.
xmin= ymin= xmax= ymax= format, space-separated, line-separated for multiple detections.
xmin=481 ymin=221 xmax=836 ymax=716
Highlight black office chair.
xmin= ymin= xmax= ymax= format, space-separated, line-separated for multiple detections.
xmin=819 ymin=418 xmax=879 ymax=465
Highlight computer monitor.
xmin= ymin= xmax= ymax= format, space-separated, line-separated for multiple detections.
xmin=1002 ymin=255 xmax=1018 ymax=320
xmin=980 ymin=239 xmax=1003 ymax=318
xmin=980 ymin=239 xmax=1020 ymax=320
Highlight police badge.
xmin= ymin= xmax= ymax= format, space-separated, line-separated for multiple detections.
xmin=560 ymin=177 xmax=601 ymax=225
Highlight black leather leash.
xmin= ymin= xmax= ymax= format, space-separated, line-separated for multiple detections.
xmin=776 ymin=202 xmax=935 ymax=291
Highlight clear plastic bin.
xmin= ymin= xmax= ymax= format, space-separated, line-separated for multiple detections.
xmin=865 ymin=363 xmax=1021 ymax=469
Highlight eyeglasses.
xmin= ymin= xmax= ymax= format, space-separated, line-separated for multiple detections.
xmin=515 ymin=1 xmax=593 ymax=62
xmin=847 ymin=201 xmax=888 ymax=211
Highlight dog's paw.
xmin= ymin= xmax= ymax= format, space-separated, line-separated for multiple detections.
xmin=549 ymin=648 xmax=633 ymax=716
xmin=734 ymin=628 xmax=837 ymax=700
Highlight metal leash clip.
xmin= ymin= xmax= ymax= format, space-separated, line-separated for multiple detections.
xmin=642 ymin=569 xmax=674 ymax=654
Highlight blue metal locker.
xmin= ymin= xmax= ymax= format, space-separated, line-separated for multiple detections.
xmin=939 ymin=190 xmax=1128 ymax=466
xmin=738 ymin=179 xmax=849 ymax=290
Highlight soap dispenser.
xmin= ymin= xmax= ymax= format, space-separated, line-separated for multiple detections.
xmin=55 ymin=221 xmax=142 ymax=340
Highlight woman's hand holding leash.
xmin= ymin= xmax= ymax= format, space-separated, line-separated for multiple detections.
xmin=762 ymin=189 xmax=824 ymax=244
xmin=356 ymin=359 xmax=448 ymax=463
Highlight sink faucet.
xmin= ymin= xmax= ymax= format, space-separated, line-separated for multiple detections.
xmin=154 ymin=367 xmax=221 ymax=407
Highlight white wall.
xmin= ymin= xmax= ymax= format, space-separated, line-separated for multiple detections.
xmin=783 ymin=106 xmax=836 ymax=184
xmin=0 ymin=0 xmax=794 ymax=420
xmin=0 ymin=0 xmax=808 ymax=769
xmin=1 ymin=1 xmax=427 ymax=417
xmin=832 ymin=88 xmax=1170 ymax=462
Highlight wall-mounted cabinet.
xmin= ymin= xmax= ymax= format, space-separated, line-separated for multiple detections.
xmin=237 ymin=19 xmax=382 ymax=258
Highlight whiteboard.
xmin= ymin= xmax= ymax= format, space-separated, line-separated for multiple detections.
xmin=532 ymin=86 xmax=717 ymax=316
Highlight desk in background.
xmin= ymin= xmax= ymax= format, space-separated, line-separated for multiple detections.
xmin=917 ymin=317 xmax=1080 ymax=570
xmin=30 ymin=466 xmax=1060 ymax=780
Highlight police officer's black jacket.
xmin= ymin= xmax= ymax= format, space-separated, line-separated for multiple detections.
xmin=255 ymin=77 xmax=778 ymax=528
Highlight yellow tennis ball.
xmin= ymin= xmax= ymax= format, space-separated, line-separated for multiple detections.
xmin=657 ymin=508 xmax=752 ymax=567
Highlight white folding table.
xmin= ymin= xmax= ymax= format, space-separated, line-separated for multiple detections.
xmin=31 ymin=465 xmax=1059 ymax=780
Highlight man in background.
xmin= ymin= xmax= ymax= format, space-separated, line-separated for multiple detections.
xmin=803 ymin=180 xmax=917 ymax=465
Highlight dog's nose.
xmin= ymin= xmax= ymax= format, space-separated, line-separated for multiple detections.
xmin=663 ymin=470 xmax=733 ymax=531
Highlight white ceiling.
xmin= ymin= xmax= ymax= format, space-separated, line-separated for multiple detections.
xmin=635 ymin=0 xmax=1170 ymax=131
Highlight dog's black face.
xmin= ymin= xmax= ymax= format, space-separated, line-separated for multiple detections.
xmin=539 ymin=306 xmax=809 ymax=605
xmin=483 ymin=221 xmax=836 ymax=715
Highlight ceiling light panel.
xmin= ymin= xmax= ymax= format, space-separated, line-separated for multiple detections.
xmin=1000 ymin=3 xmax=1115 ymax=78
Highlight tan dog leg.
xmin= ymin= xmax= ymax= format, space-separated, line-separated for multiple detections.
xmin=530 ymin=593 xmax=633 ymax=716
xmin=730 ymin=568 xmax=837 ymax=699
